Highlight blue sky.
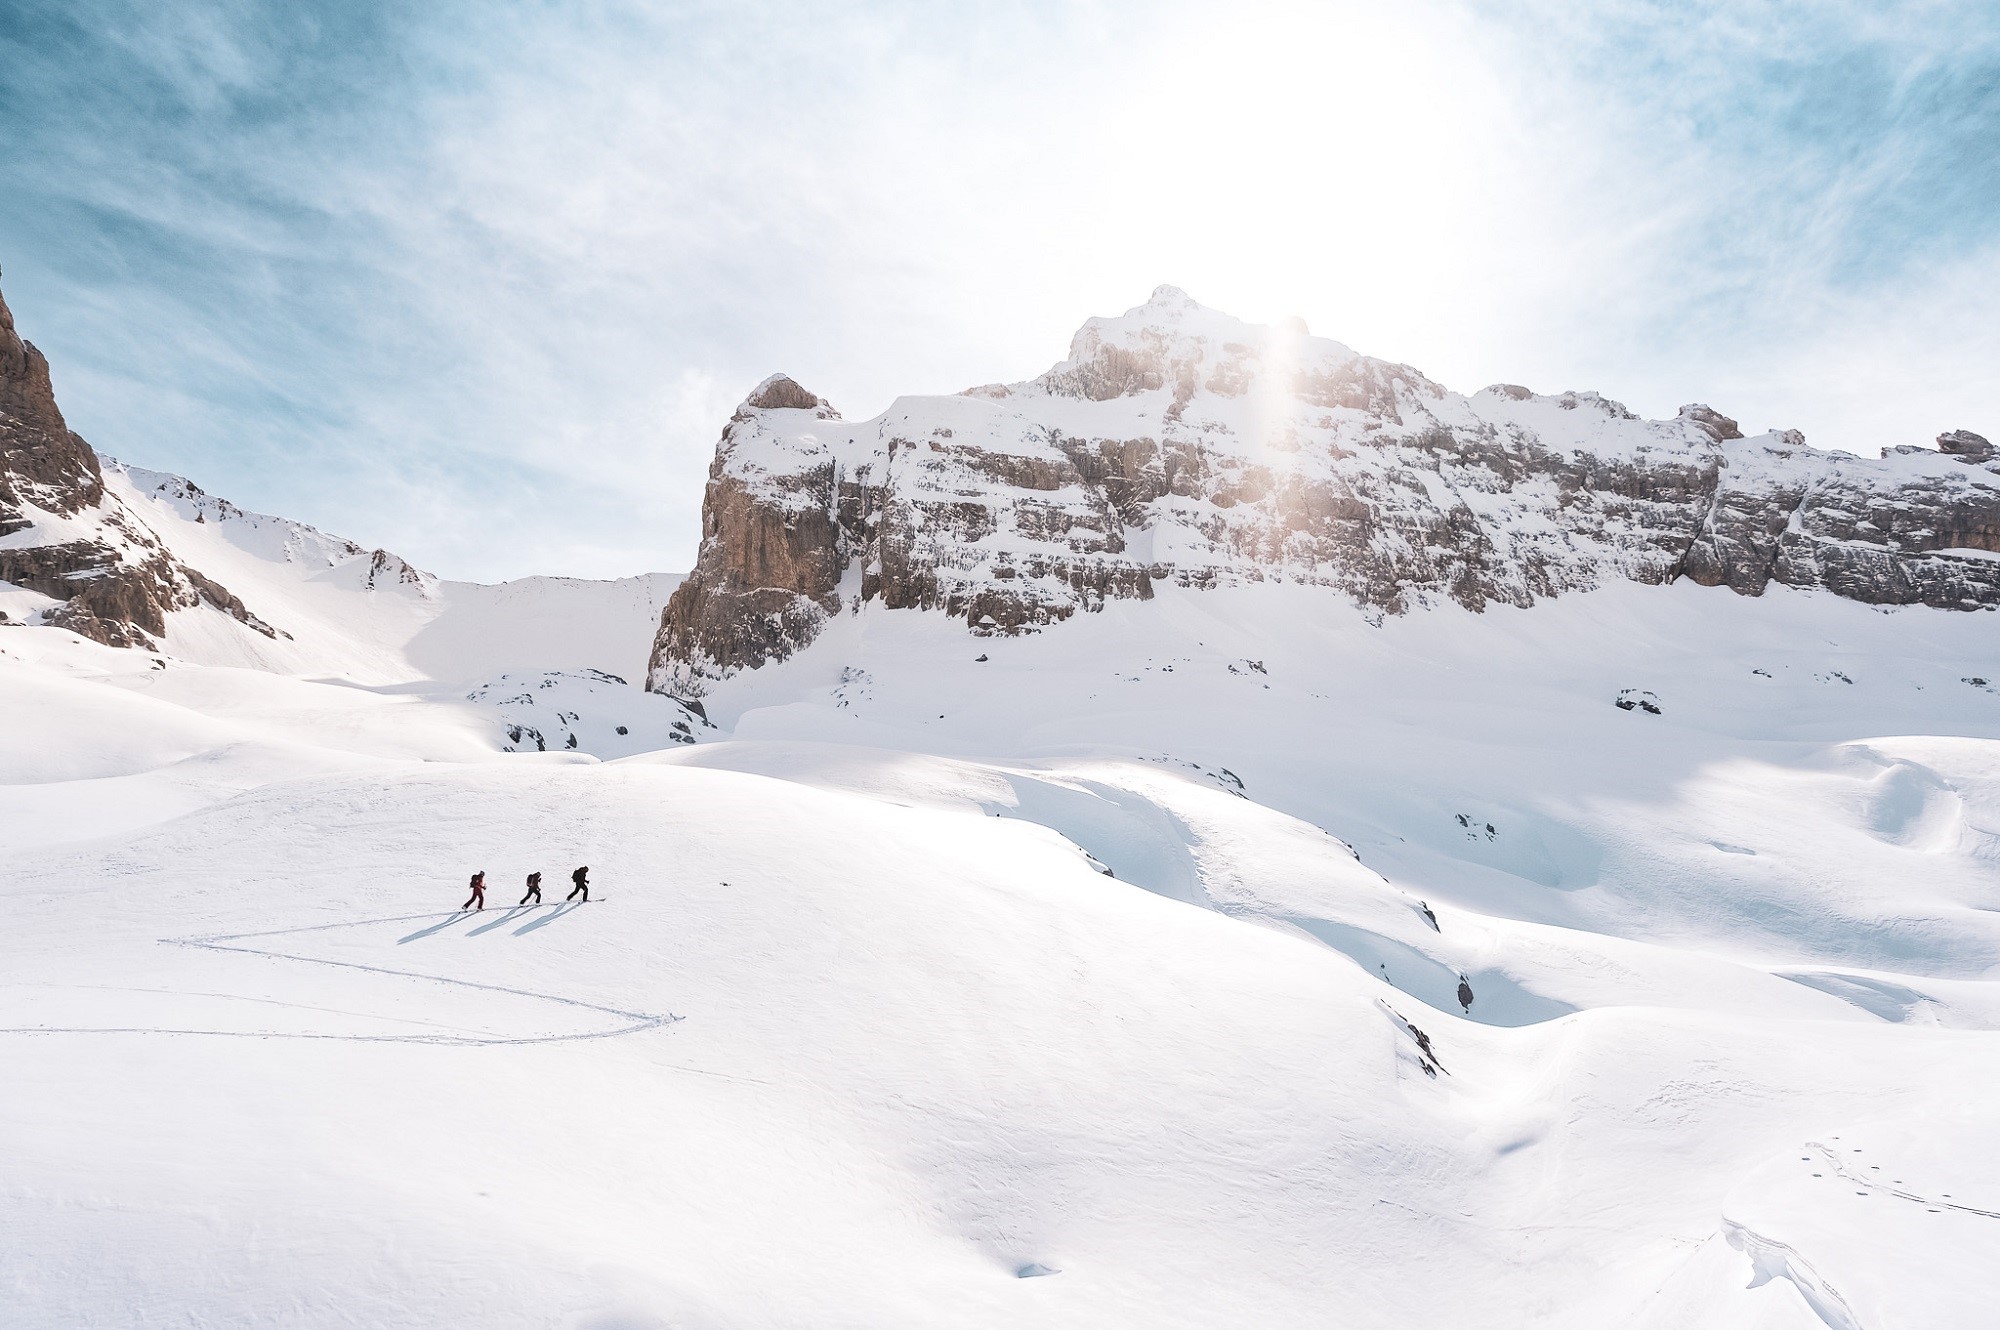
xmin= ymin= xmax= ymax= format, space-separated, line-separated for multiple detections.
xmin=3 ymin=0 xmax=1997 ymax=580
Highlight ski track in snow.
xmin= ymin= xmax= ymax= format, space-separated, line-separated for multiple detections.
xmin=0 ymin=911 xmax=681 ymax=1047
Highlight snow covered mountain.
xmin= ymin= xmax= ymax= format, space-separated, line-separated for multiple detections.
xmin=0 ymin=271 xmax=681 ymax=686
xmin=649 ymin=285 xmax=2000 ymax=697
xmin=0 ymin=275 xmax=284 ymax=649
xmin=6 ymin=275 xmax=2000 ymax=1328
xmin=91 ymin=455 xmax=686 ymax=684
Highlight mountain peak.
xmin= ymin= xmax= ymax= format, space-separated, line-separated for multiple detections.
xmin=741 ymin=373 xmax=837 ymax=417
xmin=1033 ymin=288 xmax=1361 ymax=405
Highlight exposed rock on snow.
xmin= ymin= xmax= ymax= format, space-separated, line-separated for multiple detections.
xmin=0 ymin=268 xmax=687 ymax=684
xmin=648 ymin=375 xmax=852 ymax=699
xmin=649 ymin=287 xmax=2000 ymax=696
xmin=1456 ymin=813 xmax=1499 ymax=838
xmin=0 ymin=274 xmax=96 ymax=517
xmin=1937 ymin=429 xmax=1994 ymax=461
xmin=1380 ymin=1000 xmax=1448 ymax=1077
xmin=1677 ymin=402 xmax=1744 ymax=442
xmin=0 ymin=270 xmax=425 ymax=651
xmin=468 ymin=668 xmax=714 ymax=756
xmin=0 ymin=273 xmax=282 ymax=648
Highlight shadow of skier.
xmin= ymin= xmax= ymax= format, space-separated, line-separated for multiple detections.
xmin=514 ymin=901 xmax=585 ymax=935
xmin=397 ymin=912 xmax=473 ymax=944
xmin=467 ymin=905 xmax=535 ymax=937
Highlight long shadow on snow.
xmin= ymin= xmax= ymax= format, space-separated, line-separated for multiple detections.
xmin=1284 ymin=915 xmax=1578 ymax=1027
xmin=514 ymin=901 xmax=585 ymax=934
xmin=1776 ymin=970 xmax=1940 ymax=1023
xmin=986 ymin=770 xmax=1575 ymax=1027
xmin=467 ymin=905 xmax=535 ymax=936
xmin=983 ymin=773 xmax=1212 ymax=908
xmin=399 ymin=912 xmax=472 ymax=943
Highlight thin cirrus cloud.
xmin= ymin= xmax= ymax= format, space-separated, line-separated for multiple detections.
xmin=1 ymin=0 xmax=1996 ymax=581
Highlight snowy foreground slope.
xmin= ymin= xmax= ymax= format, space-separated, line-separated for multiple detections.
xmin=5 ymin=574 xmax=1999 ymax=1328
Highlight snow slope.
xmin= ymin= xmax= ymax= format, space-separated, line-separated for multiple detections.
xmin=4 ymin=260 xmax=680 ymax=682
xmin=101 ymin=459 xmax=681 ymax=684
xmin=5 ymin=569 xmax=1998 ymax=1327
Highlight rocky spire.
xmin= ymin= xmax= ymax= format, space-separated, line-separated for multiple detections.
xmin=0 ymin=267 xmax=103 ymax=530
xmin=647 ymin=375 xmax=850 ymax=697
xmin=741 ymin=373 xmax=836 ymax=415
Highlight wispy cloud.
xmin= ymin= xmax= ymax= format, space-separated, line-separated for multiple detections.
xmin=3 ymin=0 xmax=1997 ymax=579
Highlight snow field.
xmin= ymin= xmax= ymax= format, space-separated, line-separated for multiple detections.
xmin=4 ymin=570 xmax=1999 ymax=1325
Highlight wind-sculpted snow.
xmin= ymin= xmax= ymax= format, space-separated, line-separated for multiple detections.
xmin=649 ymin=285 xmax=2000 ymax=696
xmin=7 ymin=574 xmax=2000 ymax=1326
xmin=8 ymin=268 xmax=2000 ymax=1325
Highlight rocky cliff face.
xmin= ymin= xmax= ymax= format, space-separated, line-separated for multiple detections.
xmin=0 ymin=271 xmax=286 ymax=647
xmin=648 ymin=286 xmax=2000 ymax=698
xmin=0 ymin=267 xmax=452 ymax=652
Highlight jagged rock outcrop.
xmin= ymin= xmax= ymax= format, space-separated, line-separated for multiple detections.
xmin=0 ymin=278 xmax=100 ymax=524
xmin=0 ymin=269 xmax=288 ymax=646
xmin=1938 ymin=429 xmax=1994 ymax=461
xmin=648 ymin=286 xmax=2000 ymax=697
xmin=650 ymin=375 xmax=851 ymax=692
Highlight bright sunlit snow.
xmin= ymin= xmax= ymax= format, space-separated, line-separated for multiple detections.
xmin=5 ymin=462 xmax=1997 ymax=1325
xmin=11 ymin=0 xmax=2000 ymax=1317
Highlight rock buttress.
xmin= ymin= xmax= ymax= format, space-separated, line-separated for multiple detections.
xmin=0 ymin=266 xmax=275 ymax=647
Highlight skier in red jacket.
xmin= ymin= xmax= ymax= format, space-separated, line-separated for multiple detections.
xmin=463 ymin=870 xmax=487 ymax=911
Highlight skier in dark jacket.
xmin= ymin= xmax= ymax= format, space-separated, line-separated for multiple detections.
xmin=520 ymin=871 xmax=542 ymax=906
xmin=566 ymin=865 xmax=590 ymax=902
xmin=1457 ymin=975 xmax=1474 ymax=1012
xmin=463 ymin=870 xmax=487 ymax=911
